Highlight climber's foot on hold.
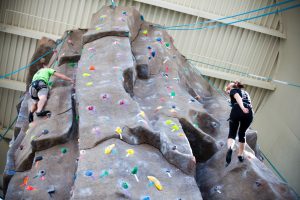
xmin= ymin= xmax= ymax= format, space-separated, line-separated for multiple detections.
xmin=36 ymin=110 xmax=51 ymax=117
xmin=238 ymin=155 xmax=244 ymax=162
xmin=29 ymin=112 xmax=34 ymax=123
xmin=225 ymin=148 xmax=233 ymax=166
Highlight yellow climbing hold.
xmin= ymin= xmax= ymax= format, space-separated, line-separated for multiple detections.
xmin=82 ymin=73 xmax=91 ymax=77
xmin=178 ymin=133 xmax=184 ymax=137
xmin=139 ymin=111 xmax=145 ymax=118
xmin=86 ymin=82 xmax=93 ymax=86
xmin=126 ymin=149 xmax=134 ymax=157
xmin=96 ymin=27 xmax=101 ymax=31
xmin=142 ymin=30 xmax=148 ymax=35
xmin=147 ymin=176 xmax=163 ymax=191
xmin=104 ymin=144 xmax=115 ymax=154
xmin=165 ymin=120 xmax=173 ymax=125
xmin=171 ymin=124 xmax=180 ymax=132
xmin=115 ymin=127 xmax=123 ymax=139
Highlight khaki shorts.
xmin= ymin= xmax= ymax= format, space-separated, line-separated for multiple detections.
xmin=29 ymin=81 xmax=49 ymax=103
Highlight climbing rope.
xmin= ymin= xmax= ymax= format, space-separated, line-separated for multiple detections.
xmin=157 ymin=0 xmax=295 ymax=29
xmin=157 ymin=3 xmax=300 ymax=30
xmin=188 ymin=59 xmax=300 ymax=88
xmin=188 ymin=60 xmax=228 ymax=100
xmin=0 ymin=116 xmax=17 ymax=142
xmin=0 ymin=31 xmax=71 ymax=79
xmin=50 ymin=31 xmax=71 ymax=68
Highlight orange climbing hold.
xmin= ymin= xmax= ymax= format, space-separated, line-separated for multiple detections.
xmin=89 ymin=66 xmax=95 ymax=70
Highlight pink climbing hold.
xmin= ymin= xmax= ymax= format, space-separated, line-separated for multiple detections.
xmin=87 ymin=106 xmax=94 ymax=111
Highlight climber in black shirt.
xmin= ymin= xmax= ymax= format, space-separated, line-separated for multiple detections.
xmin=225 ymin=81 xmax=253 ymax=165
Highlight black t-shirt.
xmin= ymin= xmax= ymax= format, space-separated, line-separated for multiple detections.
xmin=230 ymin=88 xmax=252 ymax=108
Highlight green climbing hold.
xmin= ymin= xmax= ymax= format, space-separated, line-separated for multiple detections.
xmin=131 ymin=166 xmax=138 ymax=175
xmin=61 ymin=147 xmax=68 ymax=154
xmin=48 ymin=81 xmax=53 ymax=87
xmin=100 ymin=170 xmax=109 ymax=178
xmin=165 ymin=43 xmax=170 ymax=47
xmin=171 ymin=91 xmax=176 ymax=97
xmin=122 ymin=182 xmax=129 ymax=189
xmin=76 ymin=115 xmax=79 ymax=122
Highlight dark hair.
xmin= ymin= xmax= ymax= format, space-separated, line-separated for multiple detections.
xmin=233 ymin=81 xmax=244 ymax=89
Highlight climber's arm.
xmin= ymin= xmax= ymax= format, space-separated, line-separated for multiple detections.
xmin=233 ymin=93 xmax=249 ymax=114
xmin=53 ymin=72 xmax=74 ymax=84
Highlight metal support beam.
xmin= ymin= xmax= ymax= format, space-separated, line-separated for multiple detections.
xmin=192 ymin=66 xmax=276 ymax=90
xmin=0 ymin=79 xmax=26 ymax=92
xmin=134 ymin=0 xmax=286 ymax=38
xmin=0 ymin=23 xmax=60 ymax=40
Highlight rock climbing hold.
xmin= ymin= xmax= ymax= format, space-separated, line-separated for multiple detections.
xmin=166 ymin=170 xmax=172 ymax=177
xmin=126 ymin=149 xmax=134 ymax=157
xmin=171 ymin=124 xmax=180 ymax=132
xmin=95 ymin=27 xmax=101 ymax=31
xmin=100 ymin=170 xmax=109 ymax=178
xmin=61 ymin=147 xmax=68 ymax=154
xmin=151 ymin=51 xmax=156 ymax=57
xmin=165 ymin=120 xmax=174 ymax=125
xmin=131 ymin=166 xmax=139 ymax=182
xmin=211 ymin=122 xmax=218 ymax=128
xmin=172 ymin=145 xmax=177 ymax=150
xmin=82 ymin=73 xmax=91 ymax=77
xmin=122 ymin=11 xmax=127 ymax=15
xmin=41 ymin=129 xmax=49 ymax=135
xmin=178 ymin=133 xmax=184 ymax=137
xmin=142 ymin=196 xmax=150 ymax=200
xmin=89 ymin=66 xmax=95 ymax=70
xmin=86 ymin=82 xmax=93 ymax=86
xmin=122 ymin=182 xmax=129 ymax=189
xmin=119 ymin=100 xmax=125 ymax=105
xmin=147 ymin=46 xmax=152 ymax=50
xmin=172 ymin=105 xmax=176 ymax=109
xmin=67 ymin=39 xmax=73 ymax=45
xmin=38 ymin=170 xmax=46 ymax=177
xmin=87 ymin=106 xmax=94 ymax=111
xmin=142 ymin=30 xmax=148 ymax=36
xmin=170 ymin=91 xmax=176 ymax=97
xmin=140 ymin=15 xmax=144 ymax=21
xmin=105 ymin=144 xmax=115 ymax=154
xmin=147 ymin=176 xmax=163 ymax=191
xmin=80 ymin=150 xmax=86 ymax=155
xmin=25 ymin=185 xmax=37 ymax=191
xmin=115 ymin=127 xmax=123 ymax=139
xmin=47 ymin=185 xmax=55 ymax=195
xmin=156 ymin=37 xmax=162 ymax=42
xmin=165 ymin=43 xmax=170 ymax=48
xmin=255 ymin=181 xmax=262 ymax=187
xmin=19 ymin=145 xmax=24 ymax=150
xmin=85 ymin=170 xmax=93 ymax=177
xmin=35 ymin=156 xmax=43 ymax=162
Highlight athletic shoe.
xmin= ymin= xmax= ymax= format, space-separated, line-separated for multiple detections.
xmin=36 ymin=110 xmax=51 ymax=117
xmin=29 ymin=112 xmax=34 ymax=123
xmin=226 ymin=148 xmax=233 ymax=164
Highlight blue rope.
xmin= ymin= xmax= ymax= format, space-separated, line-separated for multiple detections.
xmin=189 ymin=59 xmax=300 ymax=88
xmin=159 ymin=3 xmax=300 ymax=30
xmin=157 ymin=0 xmax=295 ymax=29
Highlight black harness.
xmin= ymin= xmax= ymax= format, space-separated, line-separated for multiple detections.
xmin=30 ymin=80 xmax=47 ymax=100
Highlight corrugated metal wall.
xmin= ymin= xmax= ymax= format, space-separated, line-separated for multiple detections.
xmin=0 ymin=0 xmax=284 ymax=128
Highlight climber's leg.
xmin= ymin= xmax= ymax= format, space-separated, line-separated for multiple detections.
xmin=226 ymin=119 xmax=239 ymax=164
xmin=237 ymin=113 xmax=253 ymax=162
xmin=29 ymin=102 xmax=37 ymax=123
xmin=36 ymin=88 xmax=50 ymax=116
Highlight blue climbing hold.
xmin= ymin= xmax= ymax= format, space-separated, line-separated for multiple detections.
xmin=156 ymin=38 xmax=162 ymax=42
xmin=85 ymin=170 xmax=93 ymax=177
xmin=147 ymin=46 xmax=152 ymax=50
xmin=151 ymin=51 xmax=156 ymax=57
xmin=142 ymin=196 xmax=151 ymax=200
xmin=140 ymin=15 xmax=144 ymax=21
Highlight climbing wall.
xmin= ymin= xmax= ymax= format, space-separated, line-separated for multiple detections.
xmin=3 ymin=5 xmax=298 ymax=200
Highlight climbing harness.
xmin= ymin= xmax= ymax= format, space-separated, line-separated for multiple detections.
xmin=29 ymin=80 xmax=48 ymax=100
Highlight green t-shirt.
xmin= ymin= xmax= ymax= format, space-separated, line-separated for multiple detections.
xmin=32 ymin=68 xmax=56 ymax=85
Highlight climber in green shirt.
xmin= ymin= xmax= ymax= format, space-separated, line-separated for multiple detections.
xmin=28 ymin=57 xmax=74 ymax=122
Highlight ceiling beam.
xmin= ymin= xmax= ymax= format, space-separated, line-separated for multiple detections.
xmin=191 ymin=66 xmax=276 ymax=90
xmin=134 ymin=0 xmax=286 ymax=38
xmin=0 ymin=23 xmax=60 ymax=40
xmin=0 ymin=79 xmax=26 ymax=92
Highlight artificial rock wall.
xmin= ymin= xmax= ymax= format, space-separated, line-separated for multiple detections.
xmin=3 ymin=5 xmax=297 ymax=200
